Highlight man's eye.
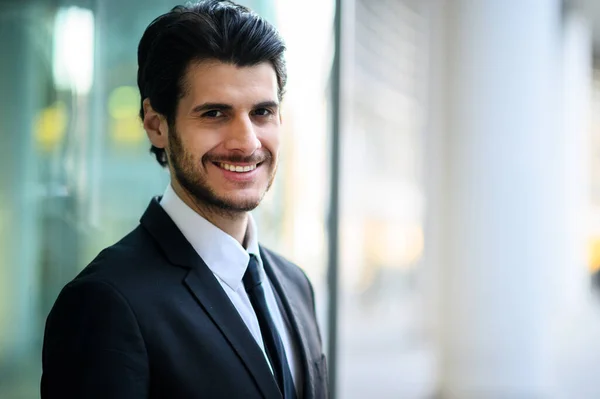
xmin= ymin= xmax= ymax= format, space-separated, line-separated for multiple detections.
xmin=203 ymin=110 xmax=223 ymax=118
xmin=253 ymin=108 xmax=272 ymax=117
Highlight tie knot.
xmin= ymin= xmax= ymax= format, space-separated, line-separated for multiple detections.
xmin=243 ymin=255 xmax=262 ymax=291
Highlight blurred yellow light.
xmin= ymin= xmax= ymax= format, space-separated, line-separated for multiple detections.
xmin=111 ymin=117 xmax=145 ymax=145
xmin=108 ymin=86 xmax=145 ymax=146
xmin=34 ymin=101 xmax=68 ymax=151
xmin=364 ymin=220 xmax=424 ymax=270
xmin=589 ymin=237 xmax=600 ymax=273
xmin=108 ymin=86 xmax=139 ymax=120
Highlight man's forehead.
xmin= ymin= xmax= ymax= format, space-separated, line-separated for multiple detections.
xmin=182 ymin=60 xmax=278 ymax=100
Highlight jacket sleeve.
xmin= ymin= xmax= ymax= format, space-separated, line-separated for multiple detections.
xmin=41 ymin=278 xmax=149 ymax=399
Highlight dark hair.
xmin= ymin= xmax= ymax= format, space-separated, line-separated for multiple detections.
xmin=137 ymin=0 xmax=287 ymax=166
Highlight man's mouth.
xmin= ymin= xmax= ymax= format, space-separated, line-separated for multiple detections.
xmin=216 ymin=162 xmax=260 ymax=173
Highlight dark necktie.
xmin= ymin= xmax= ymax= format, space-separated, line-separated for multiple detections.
xmin=243 ymin=255 xmax=297 ymax=399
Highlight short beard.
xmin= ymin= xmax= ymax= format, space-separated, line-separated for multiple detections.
xmin=166 ymin=124 xmax=276 ymax=218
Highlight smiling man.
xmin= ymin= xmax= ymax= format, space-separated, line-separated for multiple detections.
xmin=40 ymin=2 xmax=327 ymax=398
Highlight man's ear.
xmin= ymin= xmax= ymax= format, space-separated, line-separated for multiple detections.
xmin=142 ymin=98 xmax=168 ymax=149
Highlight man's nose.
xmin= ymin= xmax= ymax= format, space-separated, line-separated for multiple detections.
xmin=223 ymin=115 xmax=261 ymax=154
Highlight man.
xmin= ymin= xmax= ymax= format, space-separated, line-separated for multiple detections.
xmin=40 ymin=1 xmax=327 ymax=398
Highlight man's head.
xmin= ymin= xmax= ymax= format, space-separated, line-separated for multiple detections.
xmin=138 ymin=0 xmax=286 ymax=215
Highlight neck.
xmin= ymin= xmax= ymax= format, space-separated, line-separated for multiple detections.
xmin=170 ymin=181 xmax=249 ymax=245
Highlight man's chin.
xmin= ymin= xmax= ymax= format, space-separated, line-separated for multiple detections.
xmin=179 ymin=178 xmax=268 ymax=214
xmin=200 ymin=193 xmax=264 ymax=213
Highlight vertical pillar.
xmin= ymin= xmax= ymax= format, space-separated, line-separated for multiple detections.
xmin=552 ymin=7 xmax=599 ymax=398
xmin=557 ymin=5 xmax=592 ymax=318
xmin=437 ymin=1 xmax=564 ymax=397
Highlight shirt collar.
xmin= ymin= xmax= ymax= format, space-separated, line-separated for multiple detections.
xmin=159 ymin=184 xmax=263 ymax=291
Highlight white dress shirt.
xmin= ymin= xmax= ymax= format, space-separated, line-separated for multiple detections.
xmin=160 ymin=184 xmax=301 ymax=394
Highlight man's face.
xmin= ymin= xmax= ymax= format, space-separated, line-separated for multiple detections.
xmin=167 ymin=60 xmax=281 ymax=213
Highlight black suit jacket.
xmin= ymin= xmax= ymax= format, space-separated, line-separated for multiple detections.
xmin=41 ymin=198 xmax=328 ymax=399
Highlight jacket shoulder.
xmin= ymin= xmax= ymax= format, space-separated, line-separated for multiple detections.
xmin=259 ymin=245 xmax=317 ymax=304
xmin=260 ymin=246 xmax=310 ymax=282
xmin=68 ymin=225 xmax=182 ymax=303
xmin=75 ymin=225 xmax=159 ymax=278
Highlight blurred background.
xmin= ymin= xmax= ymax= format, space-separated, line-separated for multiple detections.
xmin=2 ymin=0 xmax=600 ymax=398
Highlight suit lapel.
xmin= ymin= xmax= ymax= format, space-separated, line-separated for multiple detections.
xmin=260 ymin=248 xmax=317 ymax=399
xmin=140 ymin=198 xmax=281 ymax=399
xmin=183 ymin=266 xmax=281 ymax=399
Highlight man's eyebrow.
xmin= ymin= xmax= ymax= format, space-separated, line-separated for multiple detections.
xmin=254 ymin=100 xmax=279 ymax=109
xmin=190 ymin=101 xmax=279 ymax=114
xmin=191 ymin=103 xmax=233 ymax=114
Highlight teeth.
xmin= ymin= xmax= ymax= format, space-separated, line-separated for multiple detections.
xmin=219 ymin=163 xmax=257 ymax=173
